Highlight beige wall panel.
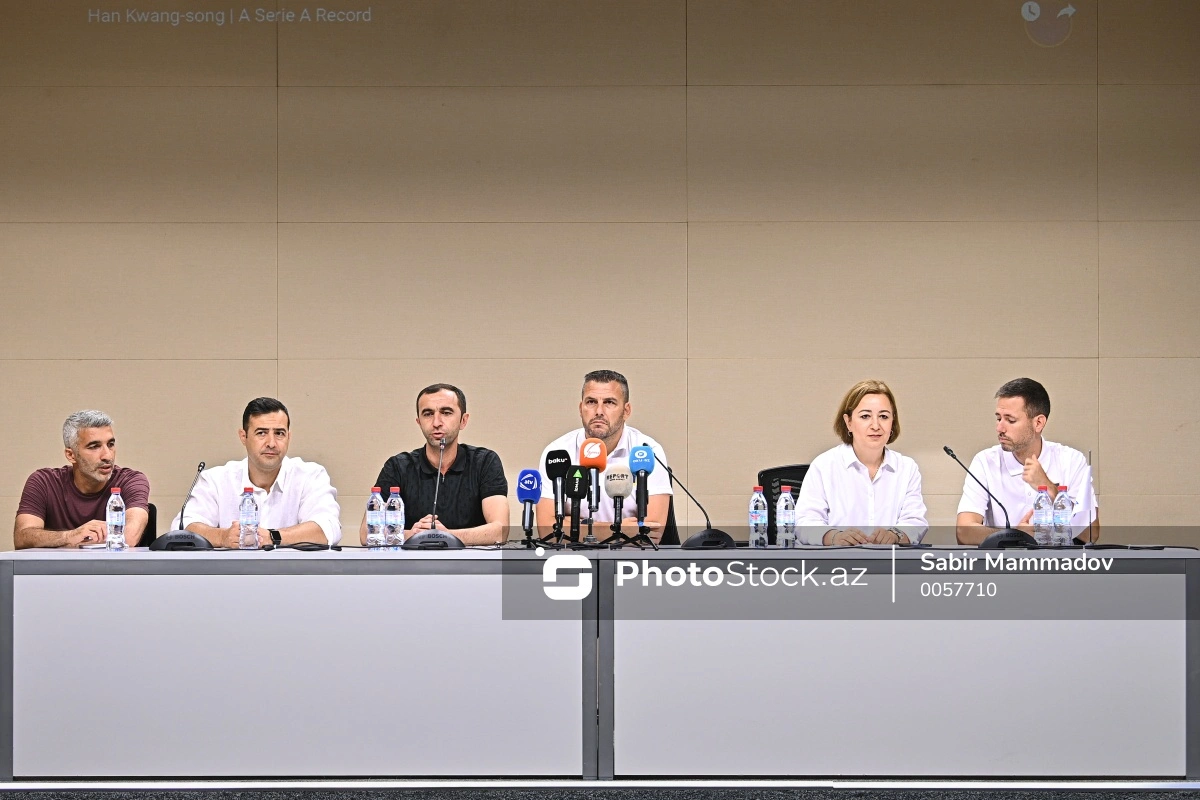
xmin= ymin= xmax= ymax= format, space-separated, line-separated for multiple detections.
xmin=0 ymin=224 xmax=277 ymax=360
xmin=1098 ymin=497 xmax=1198 ymax=546
xmin=1100 ymin=86 xmax=1200 ymax=221
xmin=0 ymin=88 xmax=277 ymax=222
xmin=688 ymin=222 xmax=1098 ymax=359
xmin=0 ymin=497 xmax=15 ymax=551
xmin=278 ymin=358 xmax=688 ymax=516
xmin=1099 ymin=0 xmax=1200 ymax=84
xmin=688 ymin=86 xmax=1097 ymax=222
xmin=278 ymin=87 xmax=686 ymax=222
xmin=278 ymin=223 xmax=686 ymax=359
xmin=687 ymin=358 xmax=1099 ymax=500
xmin=279 ymin=0 xmax=684 ymax=87
xmin=1100 ymin=222 xmax=1200 ymax=358
xmin=0 ymin=1 xmax=277 ymax=87
xmin=1 ymin=359 xmax=277 ymax=512
xmin=1100 ymin=358 xmax=1197 ymax=496
xmin=688 ymin=0 xmax=1096 ymax=86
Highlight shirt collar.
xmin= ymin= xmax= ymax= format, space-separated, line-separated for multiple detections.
xmin=1002 ymin=437 xmax=1045 ymax=476
xmin=840 ymin=442 xmax=897 ymax=472
xmin=242 ymin=456 xmax=289 ymax=493
xmin=414 ymin=444 xmax=468 ymax=475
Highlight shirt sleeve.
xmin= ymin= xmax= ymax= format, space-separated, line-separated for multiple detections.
xmin=16 ymin=471 xmax=51 ymax=520
xmin=297 ymin=463 xmax=342 ymax=546
xmin=896 ymin=461 xmax=929 ymax=543
xmin=647 ymin=443 xmax=673 ymax=496
xmin=1062 ymin=452 xmax=1098 ymax=530
xmin=795 ymin=458 xmax=831 ymax=544
xmin=117 ymin=470 xmax=150 ymax=511
xmin=956 ymin=452 xmax=991 ymax=520
xmin=479 ymin=450 xmax=508 ymax=499
xmin=176 ymin=468 xmax=222 ymax=530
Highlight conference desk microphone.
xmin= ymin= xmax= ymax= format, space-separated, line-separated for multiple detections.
xmin=149 ymin=461 xmax=214 ymax=551
xmin=579 ymin=438 xmax=607 ymax=545
xmin=598 ymin=461 xmax=656 ymax=550
xmin=943 ymin=445 xmax=1036 ymax=550
xmin=403 ymin=438 xmax=465 ymax=550
xmin=647 ymin=446 xmax=735 ymax=550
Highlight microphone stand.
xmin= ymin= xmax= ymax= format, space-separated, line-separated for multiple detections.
xmin=598 ymin=496 xmax=656 ymax=550
xmin=650 ymin=451 xmax=734 ymax=549
xmin=943 ymin=445 xmax=1036 ymax=549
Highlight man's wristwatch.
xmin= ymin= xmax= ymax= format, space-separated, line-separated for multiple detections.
xmin=268 ymin=529 xmax=282 ymax=546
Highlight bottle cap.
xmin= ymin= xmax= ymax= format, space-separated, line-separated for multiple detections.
xmin=753 ymin=485 xmax=763 ymax=492
xmin=1037 ymin=485 xmax=1048 ymax=491
xmin=1058 ymin=485 xmax=1068 ymax=491
xmin=111 ymin=487 xmax=121 ymax=494
xmin=781 ymin=485 xmax=791 ymax=492
xmin=372 ymin=486 xmax=381 ymax=493
xmin=244 ymin=487 xmax=254 ymax=493
xmin=390 ymin=486 xmax=400 ymax=493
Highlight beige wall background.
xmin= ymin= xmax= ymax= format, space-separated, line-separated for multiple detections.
xmin=1 ymin=0 xmax=1197 ymax=547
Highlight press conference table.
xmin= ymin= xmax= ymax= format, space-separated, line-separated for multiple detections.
xmin=0 ymin=546 xmax=1196 ymax=780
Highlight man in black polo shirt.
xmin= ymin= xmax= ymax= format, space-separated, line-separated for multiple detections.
xmin=359 ymin=383 xmax=509 ymax=546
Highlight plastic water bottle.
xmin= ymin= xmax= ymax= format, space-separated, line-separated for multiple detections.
xmin=775 ymin=485 xmax=797 ymax=548
xmin=749 ymin=486 xmax=769 ymax=548
xmin=1032 ymin=485 xmax=1053 ymax=546
xmin=385 ymin=487 xmax=405 ymax=547
xmin=238 ymin=488 xmax=259 ymax=549
xmin=1052 ymin=485 xmax=1074 ymax=546
xmin=366 ymin=487 xmax=385 ymax=548
xmin=105 ymin=488 xmax=126 ymax=551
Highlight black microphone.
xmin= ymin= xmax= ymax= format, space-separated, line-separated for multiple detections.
xmin=563 ymin=466 xmax=589 ymax=543
xmin=647 ymin=445 xmax=734 ymax=550
xmin=149 ymin=461 xmax=214 ymax=551
xmin=943 ymin=445 xmax=1036 ymax=549
xmin=403 ymin=438 xmax=465 ymax=550
xmin=544 ymin=449 xmax=572 ymax=521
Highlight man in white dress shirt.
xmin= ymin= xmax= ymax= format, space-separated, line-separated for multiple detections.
xmin=536 ymin=370 xmax=672 ymax=539
xmin=173 ymin=397 xmax=342 ymax=548
xmin=956 ymin=378 xmax=1098 ymax=545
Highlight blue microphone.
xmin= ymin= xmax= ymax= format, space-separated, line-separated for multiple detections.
xmin=517 ymin=469 xmax=541 ymax=535
xmin=629 ymin=446 xmax=655 ymax=523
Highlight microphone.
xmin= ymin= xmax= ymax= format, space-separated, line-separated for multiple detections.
xmin=544 ymin=449 xmax=572 ymax=521
xmin=628 ymin=445 xmax=655 ymax=524
xmin=150 ymin=461 xmax=214 ymax=551
xmin=943 ymin=445 xmax=1036 ymax=549
xmin=647 ymin=446 xmax=734 ymax=550
xmin=563 ymin=466 xmax=589 ymax=542
xmin=516 ymin=469 xmax=541 ymax=537
xmin=403 ymin=438 xmax=465 ymax=550
xmin=603 ymin=461 xmax=634 ymax=533
xmin=579 ymin=438 xmax=607 ymax=517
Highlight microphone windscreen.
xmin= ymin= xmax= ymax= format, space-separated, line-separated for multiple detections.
xmin=516 ymin=469 xmax=541 ymax=504
xmin=564 ymin=466 xmax=590 ymax=499
xmin=545 ymin=449 xmax=572 ymax=480
xmin=629 ymin=445 xmax=655 ymax=475
xmin=579 ymin=438 xmax=607 ymax=471
xmin=604 ymin=460 xmax=634 ymax=499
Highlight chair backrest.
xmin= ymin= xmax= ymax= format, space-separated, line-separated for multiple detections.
xmin=756 ymin=464 xmax=810 ymax=545
xmin=660 ymin=495 xmax=679 ymax=546
xmin=142 ymin=502 xmax=157 ymax=548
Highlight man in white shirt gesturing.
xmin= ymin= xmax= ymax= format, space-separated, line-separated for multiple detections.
xmin=173 ymin=397 xmax=342 ymax=548
xmin=956 ymin=378 xmax=1098 ymax=545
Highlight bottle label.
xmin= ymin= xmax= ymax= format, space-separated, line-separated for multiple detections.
xmin=108 ymin=511 xmax=125 ymax=527
xmin=385 ymin=510 xmax=402 ymax=527
xmin=367 ymin=510 xmax=383 ymax=527
xmin=749 ymin=510 xmax=768 ymax=525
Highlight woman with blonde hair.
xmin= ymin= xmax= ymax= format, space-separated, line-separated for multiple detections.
xmin=796 ymin=380 xmax=928 ymax=545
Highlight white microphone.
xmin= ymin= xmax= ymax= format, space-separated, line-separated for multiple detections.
xmin=604 ymin=460 xmax=634 ymax=533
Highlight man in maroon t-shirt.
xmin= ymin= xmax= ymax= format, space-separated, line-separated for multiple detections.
xmin=14 ymin=410 xmax=150 ymax=549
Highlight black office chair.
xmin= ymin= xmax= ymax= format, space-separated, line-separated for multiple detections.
xmin=756 ymin=464 xmax=809 ymax=545
xmin=660 ymin=495 xmax=679 ymax=546
xmin=141 ymin=502 xmax=157 ymax=548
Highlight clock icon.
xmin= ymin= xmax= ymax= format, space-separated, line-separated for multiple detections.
xmin=1021 ymin=1 xmax=1041 ymax=21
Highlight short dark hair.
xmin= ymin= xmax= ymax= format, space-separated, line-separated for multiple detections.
xmin=583 ymin=369 xmax=630 ymax=403
xmin=995 ymin=378 xmax=1050 ymax=419
xmin=242 ymin=397 xmax=290 ymax=431
xmin=416 ymin=383 xmax=467 ymax=415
